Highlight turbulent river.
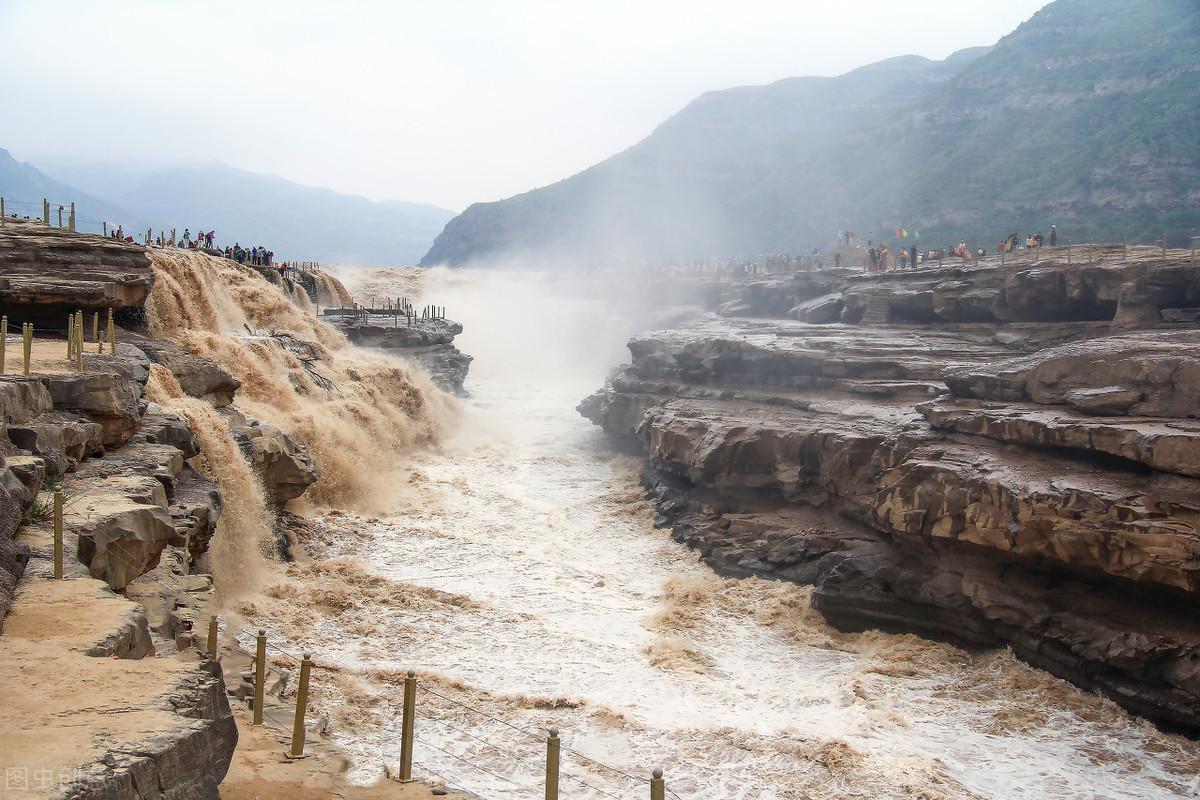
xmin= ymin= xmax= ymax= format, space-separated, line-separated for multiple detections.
xmin=259 ymin=268 xmax=1199 ymax=800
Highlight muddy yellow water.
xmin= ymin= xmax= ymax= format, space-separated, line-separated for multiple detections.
xmin=248 ymin=268 xmax=1200 ymax=799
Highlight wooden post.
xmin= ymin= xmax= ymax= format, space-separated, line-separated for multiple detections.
xmin=290 ymin=654 xmax=312 ymax=757
xmin=22 ymin=323 xmax=32 ymax=376
xmin=52 ymin=488 xmax=63 ymax=579
xmin=67 ymin=315 xmax=74 ymax=361
xmin=545 ymin=728 xmax=560 ymax=800
xmin=57 ymin=205 xmax=63 ymax=228
xmin=75 ymin=311 xmax=83 ymax=371
xmin=253 ymin=629 xmax=266 ymax=725
xmin=207 ymin=616 xmax=219 ymax=659
xmin=103 ymin=221 xmax=107 ymax=237
xmin=43 ymin=199 xmax=50 ymax=224
xmin=69 ymin=202 xmax=76 ymax=232
xmin=650 ymin=768 xmax=665 ymax=800
xmin=108 ymin=308 xmax=116 ymax=353
xmin=398 ymin=670 xmax=416 ymax=781
xmin=0 ymin=316 xmax=6 ymax=373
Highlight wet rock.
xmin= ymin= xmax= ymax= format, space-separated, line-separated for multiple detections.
xmin=584 ymin=296 xmax=1200 ymax=732
xmin=922 ymin=398 xmax=1200 ymax=478
xmin=129 ymin=334 xmax=240 ymax=406
xmin=790 ymin=293 xmax=843 ymax=323
xmin=222 ymin=408 xmax=317 ymax=503
xmin=944 ymin=331 xmax=1200 ymax=417
xmin=327 ymin=313 xmax=474 ymax=394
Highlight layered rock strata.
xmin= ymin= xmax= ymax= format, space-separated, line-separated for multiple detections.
xmin=0 ymin=222 xmax=155 ymax=326
xmin=584 ymin=256 xmax=1200 ymax=732
xmin=326 ymin=312 xmax=473 ymax=394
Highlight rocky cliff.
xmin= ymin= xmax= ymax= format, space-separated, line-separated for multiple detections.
xmin=0 ymin=225 xmax=328 ymax=798
xmin=583 ymin=245 xmax=1200 ymax=732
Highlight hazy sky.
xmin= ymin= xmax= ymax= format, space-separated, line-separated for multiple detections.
xmin=1 ymin=0 xmax=1048 ymax=211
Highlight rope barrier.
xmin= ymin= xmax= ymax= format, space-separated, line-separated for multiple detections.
xmin=415 ymin=733 xmax=538 ymax=793
xmin=417 ymin=681 xmax=683 ymax=799
xmin=417 ymin=684 xmax=543 ymax=743
xmin=413 ymin=759 xmax=489 ymax=799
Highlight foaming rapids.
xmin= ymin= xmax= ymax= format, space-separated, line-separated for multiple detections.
xmin=246 ymin=266 xmax=1200 ymax=800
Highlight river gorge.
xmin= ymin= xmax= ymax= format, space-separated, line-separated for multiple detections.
xmin=273 ymin=266 xmax=1200 ymax=800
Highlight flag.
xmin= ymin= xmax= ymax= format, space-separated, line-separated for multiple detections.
xmin=895 ymin=229 xmax=902 ymax=238
xmin=902 ymin=228 xmax=909 ymax=238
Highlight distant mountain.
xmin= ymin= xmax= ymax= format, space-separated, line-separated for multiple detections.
xmin=88 ymin=163 xmax=454 ymax=266
xmin=0 ymin=148 xmax=134 ymax=229
xmin=422 ymin=0 xmax=1200 ymax=266
xmin=9 ymin=155 xmax=455 ymax=265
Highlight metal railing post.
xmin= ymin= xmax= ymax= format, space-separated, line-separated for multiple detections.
xmin=290 ymin=654 xmax=312 ymax=757
xmin=42 ymin=199 xmax=49 ymax=224
xmin=253 ymin=629 xmax=266 ymax=725
xmin=545 ymin=728 xmax=560 ymax=800
xmin=650 ymin=768 xmax=665 ymax=800
xmin=0 ymin=315 xmax=6 ymax=373
xmin=52 ymin=488 xmax=63 ymax=579
xmin=69 ymin=202 xmax=75 ymax=232
xmin=57 ymin=205 xmax=63 ymax=228
xmin=399 ymin=670 xmax=416 ymax=781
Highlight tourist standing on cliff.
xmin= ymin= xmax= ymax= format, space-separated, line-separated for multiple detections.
xmin=1050 ymin=225 xmax=1057 ymax=246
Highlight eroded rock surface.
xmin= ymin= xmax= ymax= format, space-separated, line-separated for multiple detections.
xmin=326 ymin=313 xmax=474 ymax=394
xmin=585 ymin=257 xmax=1200 ymax=732
xmin=0 ymin=223 xmax=155 ymax=325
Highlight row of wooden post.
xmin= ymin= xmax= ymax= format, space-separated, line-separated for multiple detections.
xmin=0 ymin=317 xmax=34 ymax=376
xmin=222 ymin=627 xmax=670 ymax=793
xmin=0 ymin=198 xmax=74 ymax=231
xmin=0 ymin=311 xmax=116 ymax=380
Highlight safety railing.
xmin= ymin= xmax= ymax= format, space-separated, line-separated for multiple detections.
xmin=209 ymin=622 xmax=682 ymax=799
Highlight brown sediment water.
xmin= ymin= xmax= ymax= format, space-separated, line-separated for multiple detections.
xmin=146 ymin=363 xmax=276 ymax=600
xmin=246 ymin=267 xmax=1200 ymax=800
xmin=146 ymin=249 xmax=457 ymax=512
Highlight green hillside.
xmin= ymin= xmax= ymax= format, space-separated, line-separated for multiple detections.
xmin=422 ymin=0 xmax=1200 ymax=266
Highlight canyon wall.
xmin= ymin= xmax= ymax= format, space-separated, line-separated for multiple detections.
xmin=583 ymin=246 xmax=1200 ymax=732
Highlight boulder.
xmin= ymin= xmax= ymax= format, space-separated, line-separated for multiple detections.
xmin=790 ymin=293 xmax=843 ymax=323
xmin=71 ymin=476 xmax=178 ymax=591
xmin=128 ymin=335 xmax=239 ymax=406
xmin=222 ymin=408 xmax=316 ymax=503
xmin=6 ymin=411 xmax=104 ymax=474
xmin=39 ymin=371 xmax=145 ymax=447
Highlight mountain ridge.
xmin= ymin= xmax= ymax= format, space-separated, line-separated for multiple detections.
xmin=421 ymin=0 xmax=1200 ymax=266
